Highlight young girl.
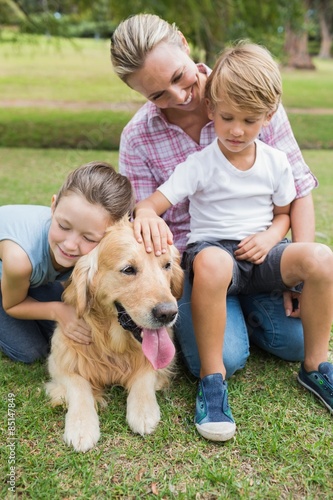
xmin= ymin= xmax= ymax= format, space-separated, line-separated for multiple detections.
xmin=0 ymin=161 xmax=134 ymax=363
xmin=134 ymin=42 xmax=333 ymax=441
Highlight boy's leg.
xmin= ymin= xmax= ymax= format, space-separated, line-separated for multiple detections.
xmin=175 ymin=273 xmax=249 ymax=379
xmin=191 ymin=246 xmax=236 ymax=441
xmin=281 ymin=242 xmax=333 ymax=413
xmin=280 ymin=243 xmax=333 ymax=369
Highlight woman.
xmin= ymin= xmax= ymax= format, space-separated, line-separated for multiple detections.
xmin=110 ymin=13 xmax=318 ymax=379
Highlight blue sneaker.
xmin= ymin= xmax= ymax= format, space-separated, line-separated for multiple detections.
xmin=195 ymin=373 xmax=236 ymax=441
xmin=297 ymin=362 xmax=333 ymax=414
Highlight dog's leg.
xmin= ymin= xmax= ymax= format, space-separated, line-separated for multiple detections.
xmin=62 ymin=374 xmax=100 ymax=452
xmin=126 ymin=371 xmax=161 ymax=435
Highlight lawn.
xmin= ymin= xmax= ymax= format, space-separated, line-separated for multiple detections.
xmin=0 ymin=33 xmax=332 ymax=500
xmin=0 ymin=147 xmax=332 ymax=499
xmin=0 ymin=35 xmax=333 ymax=149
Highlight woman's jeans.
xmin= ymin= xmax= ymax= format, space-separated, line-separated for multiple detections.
xmin=0 ymin=282 xmax=64 ymax=363
xmin=175 ymin=272 xmax=304 ymax=379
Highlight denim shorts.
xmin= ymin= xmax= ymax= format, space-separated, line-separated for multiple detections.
xmin=182 ymin=238 xmax=293 ymax=295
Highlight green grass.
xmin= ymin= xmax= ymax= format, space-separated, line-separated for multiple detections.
xmin=281 ymin=59 xmax=333 ymax=109
xmin=0 ymin=35 xmax=333 ymax=150
xmin=0 ymin=35 xmax=143 ymax=104
xmin=0 ymin=148 xmax=332 ymax=499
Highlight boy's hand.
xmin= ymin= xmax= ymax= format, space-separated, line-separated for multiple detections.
xmin=134 ymin=211 xmax=173 ymax=256
xmin=235 ymin=232 xmax=275 ymax=264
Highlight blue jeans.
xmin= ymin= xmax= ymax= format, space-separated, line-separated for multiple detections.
xmin=175 ymin=272 xmax=304 ymax=379
xmin=0 ymin=282 xmax=64 ymax=363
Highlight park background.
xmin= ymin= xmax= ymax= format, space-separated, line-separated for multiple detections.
xmin=0 ymin=1 xmax=333 ymax=499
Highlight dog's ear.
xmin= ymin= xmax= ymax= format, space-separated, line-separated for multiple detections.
xmin=170 ymin=246 xmax=184 ymax=300
xmin=63 ymin=246 xmax=99 ymax=317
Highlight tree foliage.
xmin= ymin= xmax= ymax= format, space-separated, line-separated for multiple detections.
xmin=2 ymin=0 xmax=332 ymax=64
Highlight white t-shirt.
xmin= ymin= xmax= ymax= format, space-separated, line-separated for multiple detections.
xmin=158 ymin=139 xmax=296 ymax=244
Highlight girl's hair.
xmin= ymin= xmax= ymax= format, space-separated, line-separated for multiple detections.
xmin=110 ymin=13 xmax=183 ymax=83
xmin=205 ymin=41 xmax=282 ymax=115
xmin=55 ymin=161 xmax=134 ymax=222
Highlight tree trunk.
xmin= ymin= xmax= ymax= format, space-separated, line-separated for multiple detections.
xmin=318 ymin=0 xmax=332 ymax=58
xmin=284 ymin=0 xmax=316 ymax=71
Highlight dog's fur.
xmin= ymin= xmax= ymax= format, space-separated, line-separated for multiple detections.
xmin=45 ymin=217 xmax=184 ymax=452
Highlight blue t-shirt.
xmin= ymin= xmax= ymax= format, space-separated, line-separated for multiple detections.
xmin=0 ymin=205 xmax=72 ymax=287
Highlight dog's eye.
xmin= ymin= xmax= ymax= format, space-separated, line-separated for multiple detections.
xmin=164 ymin=261 xmax=172 ymax=270
xmin=121 ymin=265 xmax=137 ymax=275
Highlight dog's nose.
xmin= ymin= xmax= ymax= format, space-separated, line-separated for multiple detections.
xmin=152 ymin=302 xmax=178 ymax=325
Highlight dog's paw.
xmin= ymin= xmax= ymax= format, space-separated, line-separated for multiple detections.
xmin=64 ymin=409 xmax=100 ymax=452
xmin=126 ymin=399 xmax=161 ymax=435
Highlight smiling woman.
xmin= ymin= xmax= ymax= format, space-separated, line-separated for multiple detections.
xmin=110 ymin=12 xmax=320 ymax=439
xmin=0 ymin=161 xmax=134 ymax=364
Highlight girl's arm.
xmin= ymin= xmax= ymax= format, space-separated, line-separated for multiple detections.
xmin=134 ymin=191 xmax=173 ymax=256
xmin=235 ymin=204 xmax=290 ymax=264
xmin=1 ymin=241 xmax=91 ymax=344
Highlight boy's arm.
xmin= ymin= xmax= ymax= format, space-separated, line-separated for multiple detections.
xmin=134 ymin=191 xmax=174 ymax=256
xmin=235 ymin=204 xmax=290 ymax=264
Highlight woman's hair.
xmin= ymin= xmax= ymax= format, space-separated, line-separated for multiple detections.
xmin=55 ymin=161 xmax=134 ymax=222
xmin=205 ymin=41 xmax=282 ymax=115
xmin=110 ymin=13 xmax=183 ymax=83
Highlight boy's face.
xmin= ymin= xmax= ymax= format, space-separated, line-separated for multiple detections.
xmin=207 ymin=101 xmax=273 ymax=160
xmin=48 ymin=192 xmax=111 ymax=271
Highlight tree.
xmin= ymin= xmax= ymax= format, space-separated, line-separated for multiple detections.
xmin=317 ymin=0 xmax=333 ymax=57
xmin=283 ymin=0 xmax=316 ymax=68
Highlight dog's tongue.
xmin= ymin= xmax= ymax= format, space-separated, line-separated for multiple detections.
xmin=142 ymin=327 xmax=175 ymax=370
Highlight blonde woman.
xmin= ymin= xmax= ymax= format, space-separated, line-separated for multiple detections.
xmin=110 ymin=14 xmax=317 ymax=381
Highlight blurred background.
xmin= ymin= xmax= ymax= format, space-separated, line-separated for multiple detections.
xmin=1 ymin=0 xmax=332 ymax=67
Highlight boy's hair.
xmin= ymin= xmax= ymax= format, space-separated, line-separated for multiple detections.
xmin=110 ymin=13 xmax=182 ymax=84
xmin=55 ymin=161 xmax=134 ymax=222
xmin=205 ymin=41 xmax=282 ymax=115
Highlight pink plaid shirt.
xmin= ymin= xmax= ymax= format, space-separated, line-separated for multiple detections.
xmin=119 ymin=65 xmax=318 ymax=254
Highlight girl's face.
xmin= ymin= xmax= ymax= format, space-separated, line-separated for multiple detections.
xmin=48 ymin=192 xmax=111 ymax=270
xmin=126 ymin=41 xmax=206 ymax=111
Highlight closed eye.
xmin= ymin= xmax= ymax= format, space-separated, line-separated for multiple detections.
xmin=121 ymin=265 xmax=137 ymax=275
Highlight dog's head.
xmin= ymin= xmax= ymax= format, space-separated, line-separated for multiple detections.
xmin=63 ymin=216 xmax=184 ymax=369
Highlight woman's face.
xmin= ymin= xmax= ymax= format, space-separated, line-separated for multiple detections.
xmin=127 ymin=42 xmax=206 ymax=111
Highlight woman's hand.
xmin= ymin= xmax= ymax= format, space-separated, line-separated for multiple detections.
xmin=283 ymin=291 xmax=301 ymax=318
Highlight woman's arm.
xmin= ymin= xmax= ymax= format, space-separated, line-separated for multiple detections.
xmin=290 ymin=193 xmax=315 ymax=242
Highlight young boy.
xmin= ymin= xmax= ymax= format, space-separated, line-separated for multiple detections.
xmin=133 ymin=42 xmax=333 ymax=441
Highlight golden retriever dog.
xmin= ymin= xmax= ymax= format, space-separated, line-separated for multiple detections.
xmin=45 ymin=217 xmax=183 ymax=452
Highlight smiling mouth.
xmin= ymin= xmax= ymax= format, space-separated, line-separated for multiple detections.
xmin=58 ymin=246 xmax=79 ymax=259
xmin=181 ymin=92 xmax=192 ymax=106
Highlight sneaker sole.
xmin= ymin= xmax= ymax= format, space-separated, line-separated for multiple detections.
xmin=195 ymin=422 xmax=236 ymax=442
xmin=297 ymin=375 xmax=333 ymax=415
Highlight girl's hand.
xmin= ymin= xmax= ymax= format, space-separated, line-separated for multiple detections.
xmin=56 ymin=303 xmax=92 ymax=344
xmin=234 ymin=232 xmax=275 ymax=264
xmin=134 ymin=211 xmax=173 ymax=256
